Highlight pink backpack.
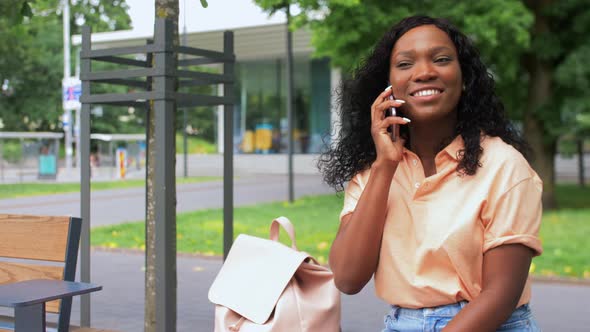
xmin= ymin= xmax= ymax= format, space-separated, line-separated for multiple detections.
xmin=208 ymin=216 xmax=341 ymax=331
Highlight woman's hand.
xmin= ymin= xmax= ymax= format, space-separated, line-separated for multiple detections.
xmin=370 ymin=87 xmax=410 ymax=164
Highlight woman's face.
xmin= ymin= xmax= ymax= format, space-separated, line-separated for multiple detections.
xmin=389 ymin=25 xmax=462 ymax=123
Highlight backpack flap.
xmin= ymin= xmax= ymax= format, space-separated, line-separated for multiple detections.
xmin=208 ymin=234 xmax=309 ymax=324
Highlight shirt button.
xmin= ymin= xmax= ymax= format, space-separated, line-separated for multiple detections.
xmin=414 ymin=182 xmax=420 ymax=188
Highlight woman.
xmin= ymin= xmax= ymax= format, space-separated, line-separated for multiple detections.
xmin=319 ymin=16 xmax=543 ymax=331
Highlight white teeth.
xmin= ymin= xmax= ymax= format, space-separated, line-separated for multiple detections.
xmin=414 ymin=89 xmax=440 ymax=97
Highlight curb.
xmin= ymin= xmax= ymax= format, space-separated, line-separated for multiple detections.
xmin=91 ymin=246 xmax=223 ymax=261
xmin=530 ymin=275 xmax=590 ymax=286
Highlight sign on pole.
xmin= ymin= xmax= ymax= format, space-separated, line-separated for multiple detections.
xmin=62 ymin=77 xmax=82 ymax=111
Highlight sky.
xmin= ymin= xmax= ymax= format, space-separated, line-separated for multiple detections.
xmin=124 ymin=0 xmax=288 ymax=34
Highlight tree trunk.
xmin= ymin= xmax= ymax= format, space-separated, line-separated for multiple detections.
xmin=523 ymin=104 xmax=557 ymax=209
xmin=145 ymin=1 xmax=179 ymax=332
xmin=145 ymin=102 xmax=157 ymax=332
xmin=523 ymin=0 xmax=557 ymax=209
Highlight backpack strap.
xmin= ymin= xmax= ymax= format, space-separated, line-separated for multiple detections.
xmin=269 ymin=216 xmax=298 ymax=250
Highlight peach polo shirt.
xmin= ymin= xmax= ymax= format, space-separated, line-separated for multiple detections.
xmin=340 ymin=135 xmax=543 ymax=309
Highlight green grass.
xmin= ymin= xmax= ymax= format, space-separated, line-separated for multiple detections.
xmin=0 ymin=176 xmax=220 ymax=200
xmin=92 ymin=194 xmax=343 ymax=264
xmin=92 ymin=184 xmax=590 ymax=279
xmin=534 ymin=209 xmax=590 ymax=278
xmin=175 ymin=135 xmax=216 ymax=154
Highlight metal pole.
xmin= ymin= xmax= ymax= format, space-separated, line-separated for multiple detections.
xmin=153 ymin=18 xmax=176 ymax=332
xmin=285 ymin=7 xmax=295 ymax=202
xmin=109 ymin=141 xmax=113 ymax=178
xmin=54 ymin=138 xmax=59 ymax=179
xmin=63 ymin=0 xmax=73 ymax=171
xmin=223 ymin=31 xmax=234 ymax=260
xmin=63 ymin=1 xmax=70 ymax=79
xmin=79 ymin=25 xmax=92 ymax=327
xmin=75 ymin=49 xmax=81 ymax=169
xmin=19 ymin=138 xmax=23 ymax=183
xmin=578 ymin=139 xmax=586 ymax=187
xmin=182 ymin=0 xmax=188 ymax=178
xmin=183 ymin=109 xmax=188 ymax=177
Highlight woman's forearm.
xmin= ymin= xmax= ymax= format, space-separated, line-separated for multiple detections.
xmin=329 ymin=161 xmax=397 ymax=294
xmin=441 ymin=288 xmax=516 ymax=332
xmin=442 ymin=244 xmax=533 ymax=332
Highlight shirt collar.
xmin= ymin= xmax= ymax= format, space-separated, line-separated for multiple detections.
xmin=402 ymin=134 xmax=465 ymax=161
xmin=442 ymin=135 xmax=464 ymax=161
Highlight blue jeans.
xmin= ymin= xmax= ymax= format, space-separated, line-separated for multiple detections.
xmin=383 ymin=301 xmax=541 ymax=332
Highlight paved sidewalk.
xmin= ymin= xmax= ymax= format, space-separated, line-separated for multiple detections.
xmin=63 ymin=250 xmax=590 ymax=332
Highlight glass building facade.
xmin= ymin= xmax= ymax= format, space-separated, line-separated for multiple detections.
xmin=234 ymin=57 xmax=332 ymax=154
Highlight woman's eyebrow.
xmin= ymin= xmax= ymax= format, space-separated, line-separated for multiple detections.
xmin=430 ymin=46 xmax=455 ymax=54
xmin=392 ymin=46 xmax=455 ymax=59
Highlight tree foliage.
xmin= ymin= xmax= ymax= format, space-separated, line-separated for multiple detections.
xmin=550 ymin=2 xmax=590 ymax=136
xmin=0 ymin=0 xmax=131 ymax=132
xmin=255 ymin=0 xmax=590 ymax=205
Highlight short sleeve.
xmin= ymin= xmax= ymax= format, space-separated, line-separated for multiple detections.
xmin=482 ymin=176 xmax=543 ymax=256
xmin=339 ymin=173 xmax=366 ymax=222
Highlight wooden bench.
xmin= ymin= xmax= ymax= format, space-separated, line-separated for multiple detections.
xmin=0 ymin=214 xmax=107 ymax=332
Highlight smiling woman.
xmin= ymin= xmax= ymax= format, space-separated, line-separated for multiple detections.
xmin=318 ymin=16 xmax=543 ymax=332
xmin=389 ymin=26 xmax=462 ymax=127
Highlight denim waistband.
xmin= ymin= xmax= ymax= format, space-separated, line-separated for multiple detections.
xmin=390 ymin=301 xmax=468 ymax=319
xmin=390 ymin=302 xmax=531 ymax=319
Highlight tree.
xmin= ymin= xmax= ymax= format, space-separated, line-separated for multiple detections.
xmin=549 ymin=1 xmax=590 ymax=187
xmin=254 ymin=0 xmax=590 ymax=208
xmin=519 ymin=0 xmax=589 ymax=206
xmin=144 ymin=0 xmax=208 ymax=330
xmin=0 ymin=0 xmax=131 ymax=132
xmin=144 ymin=1 xmax=179 ymax=330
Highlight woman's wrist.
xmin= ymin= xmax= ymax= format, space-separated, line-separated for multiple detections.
xmin=371 ymin=158 xmax=398 ymax=177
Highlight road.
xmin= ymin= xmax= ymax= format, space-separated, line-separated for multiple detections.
xmin=0 ymin=175 xmax=334 ymax=226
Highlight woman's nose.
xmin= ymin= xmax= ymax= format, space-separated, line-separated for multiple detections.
xmin=413 ymin=61 xmax=437 ymax=82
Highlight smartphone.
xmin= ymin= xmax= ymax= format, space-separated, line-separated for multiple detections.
xmin=386 ymin=89 xmax=398 ymax=142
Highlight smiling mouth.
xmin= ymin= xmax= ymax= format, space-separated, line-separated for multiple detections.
xmin=411 ymin=89 xmax=443 ymax=97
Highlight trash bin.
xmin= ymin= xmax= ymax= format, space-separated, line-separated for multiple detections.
xmin=38 ymin=144 xmax=57 ymax=179
xmin=38 ymin=154 xmax=57 ymax=179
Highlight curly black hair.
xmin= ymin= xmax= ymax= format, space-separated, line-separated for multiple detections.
xmin=318 ymin=15 xmax=531 ymax=191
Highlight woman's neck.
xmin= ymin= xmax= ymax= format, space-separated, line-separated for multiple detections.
xmin=408 ymin=119 xmax=457 ymax=162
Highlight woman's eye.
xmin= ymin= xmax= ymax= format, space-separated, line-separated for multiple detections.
xmin=396 ymin=62 xmax=412 ymax=68
xmin=435 ymin=57 xmax=452 ymax=63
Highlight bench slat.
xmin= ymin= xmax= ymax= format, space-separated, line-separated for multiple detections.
xmin=0 ymin=262 xmax=64 ymax=313
xmin=0 ymin=215 xmax=70 ymax=262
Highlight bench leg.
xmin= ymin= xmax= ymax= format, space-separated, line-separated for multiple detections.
xmin=15 ymin=303 xmax=45 ymax=332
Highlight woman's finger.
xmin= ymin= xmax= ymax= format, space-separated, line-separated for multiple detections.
xmin=378 ymin=98 xmax=406 ymax=113
xmin=372 ymin=98 xmax=406 ymax=123
xmin=371 ymin=86 xmax=393 ymax=109
xmin=381 ymin=116 xmax=411 ymax=128
xmin=371 ymin=87 xmax=396 ymax=122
